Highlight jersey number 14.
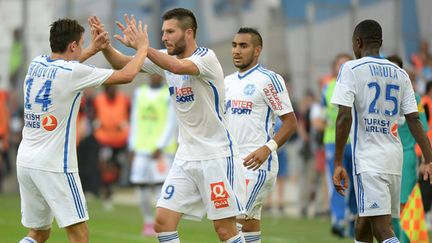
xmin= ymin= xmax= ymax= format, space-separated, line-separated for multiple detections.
xmin=25 ymin=78 xmax=52 ymax=112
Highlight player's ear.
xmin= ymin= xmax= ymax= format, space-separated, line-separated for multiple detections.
xmin=185 ymin=28 xmax=193 ymax=40
xmin=254 ymin=45 xmax=262 ymax=58
xmin=69 ymin=41 xmax=77 ymax=52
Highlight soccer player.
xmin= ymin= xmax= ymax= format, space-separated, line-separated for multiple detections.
xmin=89 ymin=8 xmax=246 ymax=243
xmin=331 ymin=19 xmax=432 ymax=243
xmin=16 ymin=18 xmax=149 ymax=243
xmin=128 ymin=73 xmax=177 ymax=236
xmin=224 ymin=27 xmax=297 ymax=243
xmin=321 ymin=53 xmax=357 ymax=237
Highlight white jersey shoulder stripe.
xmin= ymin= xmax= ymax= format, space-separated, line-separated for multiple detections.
xmin=257 ymin=66 xmax=283 ymax=93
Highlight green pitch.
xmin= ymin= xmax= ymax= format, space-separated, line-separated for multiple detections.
xmin=1 ymin=193 xmax=353 ymax=243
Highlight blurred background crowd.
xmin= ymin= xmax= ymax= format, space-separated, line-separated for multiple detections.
xmin=1 ymin=0 xmax=432 ymax=239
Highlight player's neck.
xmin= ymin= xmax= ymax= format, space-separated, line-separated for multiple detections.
xmin=51 ymin=52 xmax=74 ymax=61
xmin=238 ymin=62 xmax=259 ymax=73
xmin=361 ymin=48 xmax=380 ymax=58
xmin=177 ymin=42 xmax=198 ymax=59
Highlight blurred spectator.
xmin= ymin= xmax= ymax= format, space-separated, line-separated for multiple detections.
xmin=321 ymin=53 xmax=357 ymax=238
xmin=0 ymin=89 xmax=10 ymax=192
xmin=9 ymin=28 xmax=24 ymax=88
xmin=388 ymin=54 xmax=429 ymax=242
xmin=264 ymin=115 xmax=294 ymax=215
xmin=297 ymin=90 xmax=327 ymax=217
xmin=419 ymin=81 xmax=432 ymax=228
xmin=411 ymin=39 xmax=431 ymax=73
xmin=128 ymin=74 xmax=177 ymax=236
xmin=93 ymin=85 xmax=130 ymax=210
xmin=77 ymin=88 xmax=100 ymax=197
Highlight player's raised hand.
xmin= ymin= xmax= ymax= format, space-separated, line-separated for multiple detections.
xmin=124 ymin=19 xmax=148 ymax=51
xmin=114 ymin=14 xmax=139 ymax=49
xmin=243 ymin=146 xmax=271 ymax=171
xmin=87 ymin=16 xmax=110 ymax=52
xmin=333 ymin=164 xmax=348 ymax=196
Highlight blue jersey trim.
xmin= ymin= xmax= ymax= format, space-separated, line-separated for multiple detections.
xmin=63 ymin=93 xmax=81 ymax=172
xmin=257 ymin=66 xmax=283 ymax=93
xmin=192 ymin=47 xmax=209 ymax=57
xmin=32 ymin=60 xmax=73 ymax=71
xmin=351 ymin=60 xmax=407 ymax=78
xmin=66 ymin=173 xmax=85 ymax=218
xmin=237 ymin=64 xmax=260 ymax=80
xmin=208 ymin=81 xmax=234 ymax=157
xmin=265 ymin=106 xmax=273 ymax=171
xmin=353 ymin=105 xmax=358 ymax=175
xmin=246 ymin=170 xmax=267 ymax=210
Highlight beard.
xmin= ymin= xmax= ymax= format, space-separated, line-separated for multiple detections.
xmin=166 ymin=36 xmax=187 ymax=56
xmin=234 ymin=58 xmax=254 ymax=71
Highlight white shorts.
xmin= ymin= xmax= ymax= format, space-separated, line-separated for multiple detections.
xmin=156 ymin=156 xmax=246 ymax=221
xmin=130 ymin=153 xmax=172 ymax=184
xmin=17 ymin=166 xmax=89 ymax=228
xmin=354 ymin=172 xmax=401 ymax=218
xmin=244 ymin=169 xmax=277 ymax=220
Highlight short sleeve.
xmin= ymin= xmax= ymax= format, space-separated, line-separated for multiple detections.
xmin=70 ymin=63 xmax=113 ymax=91
xmin=186 ymin=48 xmax=221 ymax=79
xmin=400 ymin=73 xmax=418 ymax=115
xmin=259 ymin=73 xmax=294 ymax=116
xmin=141 ymin=55 xmax=164 ymax=76
xmin=331 ymin=64 xmax=356 ymax=107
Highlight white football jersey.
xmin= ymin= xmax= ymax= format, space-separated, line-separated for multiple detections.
xmin=17 ymin=55 xmax=113 ymax=173
xmin=224 ymin=64 xmax=294 ymax=171
xmin=141 ymin=48 xmax=237 ymax=160
xmin=331 ymin=56 xmax=417 ymax=175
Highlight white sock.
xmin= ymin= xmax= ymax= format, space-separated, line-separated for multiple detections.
xmin=354 ymin=240 xmax=368 ymax=243
xmin=223 ymin=232 xmax=245 ymax=243
xmin=382 ymin=237 xmax=400 ymax=243
xmin=243 ymin=231 xmax=261 ymax=243
xmin=19 ymin=237 xmax=37 ymax=243
xmin=157 ymin=231 xmax=180 ymax=243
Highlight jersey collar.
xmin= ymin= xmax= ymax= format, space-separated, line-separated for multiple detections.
xmin=238 ymin=64 xmax=260 ymax=80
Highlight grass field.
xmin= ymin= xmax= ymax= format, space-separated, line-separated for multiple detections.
xmin=1 ymin=192 xmax=354 ymax=243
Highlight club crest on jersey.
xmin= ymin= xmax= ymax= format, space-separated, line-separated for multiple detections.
xmin=169 ymin=86 xmax=195 ymax=103
xmin=210 ymin=182 xmax=230 ymax=209
xmin=226 ymin=99 xmax=253 ymax=115
xmin=243 ymin=84 xmax=256 ymax=96
xmin=42 ymin=115 xmax=58 ymax=131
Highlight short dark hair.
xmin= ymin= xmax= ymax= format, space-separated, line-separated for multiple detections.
xmin=50 ymin=18 xmax=84 ymax=53
xmin=353 ymin=19 xmax=382 ymax=45
xmin=237 ymin=27 xmax=263 ymax=47
xmin=386 ymin=54 xmax=403 ymax=68
xmin=162 ymin=8 xmax=198 ymax=38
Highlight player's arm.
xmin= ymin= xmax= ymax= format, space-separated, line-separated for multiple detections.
xmin=333 ymin=105 xmax=351 ymax=195
xmin=87 ymin=15 xmax=133 ymax=69
xmin=146 ymin=48 xmax=199 ymax=75
xmin=243 ymin=112 xmax=297 ymax=171
xmin=104 ymin=21 xmax=148 ymax=85
xmin=114 ymin=14 xmax=199 ymax=75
